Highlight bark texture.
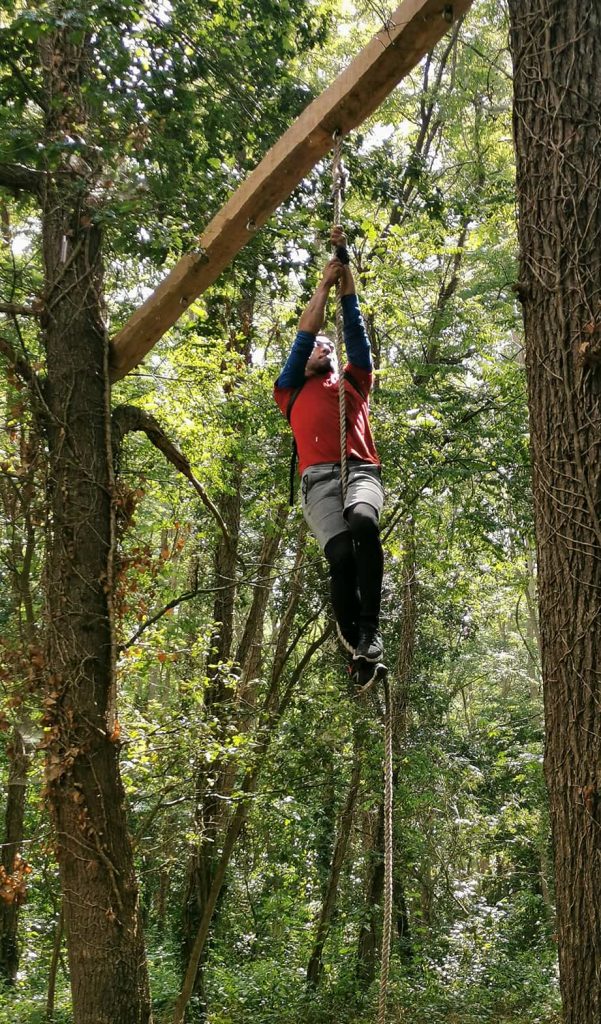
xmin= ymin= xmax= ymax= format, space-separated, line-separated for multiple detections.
xmin=181 ymin=484 xmax=241 ymax=998
xmin=507 ymin=4 xmax=601 ymax=1021
xmin=0 ymin=729 xmax=30 ymax=985
xmin=175 ymin=531 xmax=332 ymax=1024
xmin=306 ymin=753 xmax=362 ymax=988
xmin=39 ymin=18 xmax=151 ymax=1023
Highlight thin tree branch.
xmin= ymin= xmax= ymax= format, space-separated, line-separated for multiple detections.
xmin=111 ymin=404 xmax=232 ymax=547
xmin=173 ymin=621 xmax=331 ymax=1024
xmin=119 ymin=586 xmax=200 ymax=652
xmin=0 ymin=334 xmax=38 ymax=387
xmin=2 ymin=52 xmax=49 ymax=113
xmin=277 ymin=622 xmax=334 ymax=716
xmin=0 ymin=163 xmax=44 ymax=196
xmin=0 ymin=302 xmax=41 ymax=317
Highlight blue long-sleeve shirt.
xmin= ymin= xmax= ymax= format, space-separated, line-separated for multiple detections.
xmin=275 ymin=293 xmax=372 ymax=388
xmin=273 ymin=292 xmax=379 ymax=474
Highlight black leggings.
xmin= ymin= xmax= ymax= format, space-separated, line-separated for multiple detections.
xmin=323 ymin=502 xmax=383 ymax=641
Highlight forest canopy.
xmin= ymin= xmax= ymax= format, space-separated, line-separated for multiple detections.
xmin=0 ymin=1 xmax=574 ymax=1022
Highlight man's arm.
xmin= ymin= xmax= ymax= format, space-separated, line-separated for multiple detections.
xmin=275 ymin=259 xmax=341 ymax=388
xmin=342 ymin=293 xmax=372 ymax=372
xmin=330 ymin=226 xmax=372 ymax=372
xmin=298 ymin=258 xmax=342 ymax=332
xmin=331 ymin=225 xmax=356 ymax=298
xmin=297 ymin=282 xmax=329 ymax=334
xmin=274 ymin=330 xmax=314 ymax=389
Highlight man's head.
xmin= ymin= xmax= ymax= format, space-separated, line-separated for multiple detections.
xmin=305 ymin=335 xmax=335 ymax=378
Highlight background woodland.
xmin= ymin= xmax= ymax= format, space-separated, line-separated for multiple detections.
xmin=0 ymin=1 xmax=564 ymax=1022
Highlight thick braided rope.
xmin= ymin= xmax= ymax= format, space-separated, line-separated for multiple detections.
xmin=331 ymin=133 xmax=393 ymax=1022
xmin=378 ymin=672 xmax=394 ymax=1024
xmin=331 ymin=133 xmax=348 ymax=502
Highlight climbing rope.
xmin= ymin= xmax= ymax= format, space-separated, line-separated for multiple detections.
xmin=378 ymin=673 xmax=394 ymax=1024
xmin=331 ymin=131 xmax=394 ymax=1023
xmin=331 ymin=130 xmax=349 ymax=501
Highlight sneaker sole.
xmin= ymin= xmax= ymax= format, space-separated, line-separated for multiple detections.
xmin=351 ymin=661 xmax=388 ymax=697
xmin=353 ymin=650 xmax=384 ymax=665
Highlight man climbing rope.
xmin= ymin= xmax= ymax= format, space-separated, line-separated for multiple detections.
xmin=274 ymin=227 xmax=385 ymax=689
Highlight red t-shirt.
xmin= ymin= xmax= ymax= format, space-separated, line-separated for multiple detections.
xmin=274 ymin=364 xmax=380 ymax=476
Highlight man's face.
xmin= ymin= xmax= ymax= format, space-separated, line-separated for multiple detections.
xmin=305 ymin=337 xmax=335 ymax=377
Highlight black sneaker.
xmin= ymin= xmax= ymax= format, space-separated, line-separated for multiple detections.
xmin=350 ymin=659 xmax=387 ymax=696
xmin=354 ymin=626 xmax=384 ymax=663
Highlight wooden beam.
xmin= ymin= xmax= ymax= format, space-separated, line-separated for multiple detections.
xmin=110 ymin=0 xmax=474 ymax=381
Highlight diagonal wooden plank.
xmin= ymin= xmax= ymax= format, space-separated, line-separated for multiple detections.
xmin=110 ymin=0 xmax=473 ymax=381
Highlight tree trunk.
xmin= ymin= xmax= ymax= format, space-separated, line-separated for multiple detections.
xmin=175 ymin=616 xmax=331 ymax=1024
xmin=235 ymin=504 xmax=288 ymax=705
xmin=0 ymin=728 xmax=30 ymax=985
xmin=181 ymin=485 xmax=241 ymax=1000
xmin=40 ymin=18 xmax=151 ymax=1023
xmin=180 ymin=503 xmax=293 ymax=1004
xmin=355 ymin=805 xmax=384 ymax=985
xmin=507 ymin=4 xmax=601 ymax=1022
xmin=46 ymin=907 xmax=64 ymax=1022
xmin=306 ymin=753 xmax=362 ymax=988
xmin=523 ymin=544 xmax=542 ymax=702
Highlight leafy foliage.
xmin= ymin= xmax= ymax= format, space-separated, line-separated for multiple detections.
xmin=0 ymin=1 xmax=561 ymax=1022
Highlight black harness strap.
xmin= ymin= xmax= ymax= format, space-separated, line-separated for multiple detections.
xmin=286 ymin=370 xmax=367 ymax=505
xmin=286 ymin=390 xmax=302 ymax=507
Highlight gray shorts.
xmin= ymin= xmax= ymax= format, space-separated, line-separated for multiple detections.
xmin=301 ymin=460 xmax=384 ymax=550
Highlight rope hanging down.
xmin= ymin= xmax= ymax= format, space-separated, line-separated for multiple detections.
xmin=378 ymin=674 xmax=394 ymax=1024
xmin=330 ymin=132 xmax=393 ymax=1023
xmin=331 ymin=131 xmax=349 ymax=502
